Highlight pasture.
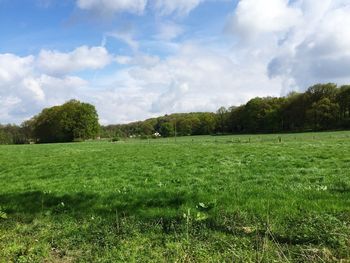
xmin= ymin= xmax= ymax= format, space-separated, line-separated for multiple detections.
xmin=0 ymin=131 xmax=350 ymax=262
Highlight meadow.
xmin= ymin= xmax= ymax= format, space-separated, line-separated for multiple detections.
xmin=0 ymin=131 xmax=350 ymax=262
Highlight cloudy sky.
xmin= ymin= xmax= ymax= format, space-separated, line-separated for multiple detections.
xmin=1 ymin=0 xmax=350 ymax=124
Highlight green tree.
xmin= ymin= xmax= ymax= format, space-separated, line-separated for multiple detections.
xmin=281 ymin=92 xmax=308 ymax=131
xmin=140 ymin=122 xmax=155 ymax=136
xmin=198 ymin=113 xmax=216 ymax=135
xmin=32 ymin=100 xmax=99 ymax=143
xmin=228 ymin=106 xmax=244 ymax=133
xmin=159 ymin=122 xmax=174 ymax=137
xmin=177 ymin=117 xmax=192 ymax=136
xmin=63 ymin=100 xmax=100 ymax=140
xmin=337 ymin=85 xmax=350 ymax=127
xmin=0 ymin=129 xmax=11 ymax=144
xmin=241 ymin=97 xmax=284 ymax=132
xmin=307 ymin=98 xmax=340 ymax=130
xmin=216 ymin=107 xmax=229 ymax=134
xmin=303 ymin=84 xmax=340 ymax=130
xmin=0 ymin=124 xmax=28 ymax=144
xmin=305 ymin=83 xmax=338 ymax=104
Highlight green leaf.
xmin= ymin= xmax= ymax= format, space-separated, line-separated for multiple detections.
xmin=0 ymin=211 xmax=7 ymax=219
xmin=195 ymin=212 xmax=208 ymax=222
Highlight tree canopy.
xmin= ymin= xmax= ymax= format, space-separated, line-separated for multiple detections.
xmin=32 ymin=100 xmax=99 ymax=143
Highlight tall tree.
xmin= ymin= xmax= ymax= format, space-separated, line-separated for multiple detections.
xmin=32 ymin=100 xmax=99 ymax=143
xmin=307 ymin=98 xmax=340 ymax=130
xmin=216 ymin=107 xmax=229 ymax=134
xmin=337 ymin=85 xmax=350 ymax=126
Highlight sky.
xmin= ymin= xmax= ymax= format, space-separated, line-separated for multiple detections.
xmin=1 ymin=0 xmax=350 ymax=125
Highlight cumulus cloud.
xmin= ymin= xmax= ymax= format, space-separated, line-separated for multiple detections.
xmin=93 ymin=43 xmax=282 ymax=123
xmin=226 ymin=0 xmax=301 ymax=41
xmin=0 ymin=54 xmax=34 ymax=83
xmin=37 ymin=46 xmax=112 ymax=76
xmin=0 ymin=54 xmax=46 ymax=120
xmin=227 ymin=0 xmax=350 ymax=93
xmin=0 ymin=50 xmax=91 ymax=123
xmin=267 ymin=0 xmax=350 ymax=91
xmin=0 ymin=41 xmax=285 ymax=124
xmin=151 ymin=82 xmax=189 ymax=113
xmin=4 ymin=75 xmax=86 ymax=122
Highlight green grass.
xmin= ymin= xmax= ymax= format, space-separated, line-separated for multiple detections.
xmin=1 ymin=131 xmax=350 ymax=262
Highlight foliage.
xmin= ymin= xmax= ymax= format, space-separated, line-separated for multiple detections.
xmin=0 ymin=124 xmax=28 ymax=145
xmin=0 ymin=208 xmax=7 ymax=219
xmin=337 ymin=85 xmax=350 ymax=127
xmin=307 ymin=98 xmax=340 ymax=130
xmin=32 ymin=100 xmax=99 ymax=143
xmin=101 ymin=112 xmax=217 ymax=138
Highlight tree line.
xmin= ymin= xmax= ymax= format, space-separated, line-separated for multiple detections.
xmin=101 ymin=83 xmax=350 ymax=138
xmin=0 ymin=83 xmax=350 ymax=144
xmin=101 ymin=112 xmax=217 ymax=139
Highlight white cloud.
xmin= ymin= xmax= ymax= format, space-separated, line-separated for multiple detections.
xmin=151 ymin=81 xmax=189 ymax=112
xmin=90 ymin=43 xmax=282 ymax=123
xmin=0 ymin=54 xmax=34 ymax=83
xmin=106 ymin=30 xmax=139 ymax=51
xmin=0 ymin=42 xmax=283 ymax=124
xmin=39 ymin=75 xmax=88 ymax=104
xmin=76 ymin=0 xmax=209 ymax=16
xmin=266 ymin=0 xmax=350 ymax=91
xmin=2 ymin=74 xmax=88 ymax=124
xmin=226 ymin=0 xmax=301 ymax=41
xmin=152 ymin=0 xmax=203 ymax=16
xmin=0 ymin=52 xmax=90 ymax=123
xmin=0 ymin=54 xmax=46 ymax=121
xmin=227 ymin=0 xmax=350 ymax=93
xmin=37 ymin=46 xmax=112 ymax=76
xmin=76 ymin=0 xmax=147 ymax=15
xmin=155 ymin=21 xmax=184 ymax=40
xmin=22 ymin=78 xmax=45 ymax=101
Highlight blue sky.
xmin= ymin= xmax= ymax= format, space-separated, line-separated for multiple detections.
xmin=1 ymin=0 xmax=350 ymax=124
xmin=0 ymin=1 xmax=235 ymax=55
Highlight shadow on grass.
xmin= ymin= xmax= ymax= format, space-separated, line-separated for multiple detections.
xmin=1 ymin=191 xmax=348 ymax=248
xmin=0 ymin=190 xmax=190 ymax=220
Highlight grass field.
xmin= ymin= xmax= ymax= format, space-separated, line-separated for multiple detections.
xmin=1 ymin=131 xmax=350 ymax=262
